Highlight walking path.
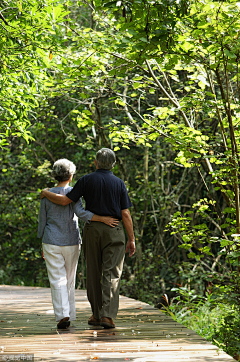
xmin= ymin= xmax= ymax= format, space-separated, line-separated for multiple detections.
xmin=0 ymin=285 xmax=235 ymax=361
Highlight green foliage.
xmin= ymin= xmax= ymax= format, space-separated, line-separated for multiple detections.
xmin=163 ymin=290 xmax=240 ymax=361
xmin=212 ymin=310 xmax=240 ymax=360
xmin=2 ymin=0 xmax=240 ymax=359
xmin=0 ymin=0 xmax=69 ymax=143
xmin=166 ymin=197 xmax=240 ymax=304
xmin=120 ymin=251 xmax=179 ymax=305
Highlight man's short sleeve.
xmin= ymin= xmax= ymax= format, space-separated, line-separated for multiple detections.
xmin=66 ymin=178 xmax=83 ymax=202
xmin=120 ymin=182 xmax=132 ymax=210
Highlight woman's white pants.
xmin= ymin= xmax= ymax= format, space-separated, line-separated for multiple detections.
xmin=42 ymin=243 xmax=80 ymax=322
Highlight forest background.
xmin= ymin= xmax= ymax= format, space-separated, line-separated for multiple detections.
xmin=1 ymin=0 xmax=240 ymax=359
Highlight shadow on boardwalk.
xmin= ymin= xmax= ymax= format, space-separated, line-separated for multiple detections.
xmin=0 ymin=285 xmax=235 ymax=361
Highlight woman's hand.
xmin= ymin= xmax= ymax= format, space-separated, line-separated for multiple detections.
xmin=101 ymin=216 xmax=119 ymax=227
xmin=91 ymin=214 xmax=119 ymax=227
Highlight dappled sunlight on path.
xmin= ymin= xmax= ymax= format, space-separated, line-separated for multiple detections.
xmin=0 ymin=286 xmax=234 ymax=361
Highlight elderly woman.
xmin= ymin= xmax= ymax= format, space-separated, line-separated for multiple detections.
xmin=37 ymin=159 xmax=118 ymax=329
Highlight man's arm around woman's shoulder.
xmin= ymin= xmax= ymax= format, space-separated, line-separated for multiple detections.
xmin=41 ymin=189 xmax=72 ymax=206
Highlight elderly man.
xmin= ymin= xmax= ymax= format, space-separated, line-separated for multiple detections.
xmin=41 ymin=148 xmax=135 ymax=329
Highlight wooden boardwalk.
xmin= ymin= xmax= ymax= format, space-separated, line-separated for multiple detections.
xmin=0 ymin=285 xmax=235 ymax=361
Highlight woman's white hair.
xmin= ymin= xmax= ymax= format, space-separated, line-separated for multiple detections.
xmin=51 ymin=159 xmax=76 ymax=182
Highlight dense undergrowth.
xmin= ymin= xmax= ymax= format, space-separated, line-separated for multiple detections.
xmin=121 ymin=275 xmax=240 ymax=361
xmin=119 ymin=244 xmax=240 ymax=361
xmin=168 ymin=293 xmax=240 ymax=361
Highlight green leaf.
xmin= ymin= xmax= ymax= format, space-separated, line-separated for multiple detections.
xmin=133 ymin=82 xmax=142 ymax=89
xmin=223 ymin=207 xmax=236 ymax=214
xmin=220 ymin=239 xmax=234 ymax=247
xmin=187 ymin=252 xmax=196 ymax=258
xmin=224 ymin=49 xmax=236 ymax=58
xmin=220 ymin=224 xmax=229 ymax=229
xmin=181 ymin=42 xmax=194 ymax=51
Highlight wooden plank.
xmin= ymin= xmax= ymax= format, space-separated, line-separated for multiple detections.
xmin=0 ymin=285 xmax=235 ymax=361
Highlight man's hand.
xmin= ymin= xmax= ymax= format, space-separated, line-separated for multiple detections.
xmin=121 ymin=209 xmax=135 ymax=256
xmin=125 ymin=239 xmax=135 ymax=257
xmin=40 ymin=189 xmax=72 ymax=205
xmin=40 ymin=188 xmax=49 ymax=199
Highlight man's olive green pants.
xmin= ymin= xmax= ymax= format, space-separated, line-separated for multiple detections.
xmin=82 ymin=221 xmax=125 ymax=319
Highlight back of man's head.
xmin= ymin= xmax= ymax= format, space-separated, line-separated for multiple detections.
xmin=96 ymin=148 xmax=116 ymax=170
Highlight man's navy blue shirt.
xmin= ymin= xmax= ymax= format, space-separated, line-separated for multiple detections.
xmin=66 ymin=169 xmax=132 ymax=220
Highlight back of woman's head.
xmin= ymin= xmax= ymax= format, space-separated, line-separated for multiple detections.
xmin=51 ymin=159 xmax=76 ymax=182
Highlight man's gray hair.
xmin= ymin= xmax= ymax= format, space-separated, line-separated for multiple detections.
xmin=51 ymin=159 xmax=76 ymax=182
xmin=96 ymin=148 xmax=116 ymax=170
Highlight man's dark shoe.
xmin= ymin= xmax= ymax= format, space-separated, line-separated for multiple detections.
xmin=57 ymin=317 xmax=70 ymax=329
xmin=100 ymin=316 xmax=115 ymax=329
xmin=88 ymin=315 xmax=100 ymax=326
